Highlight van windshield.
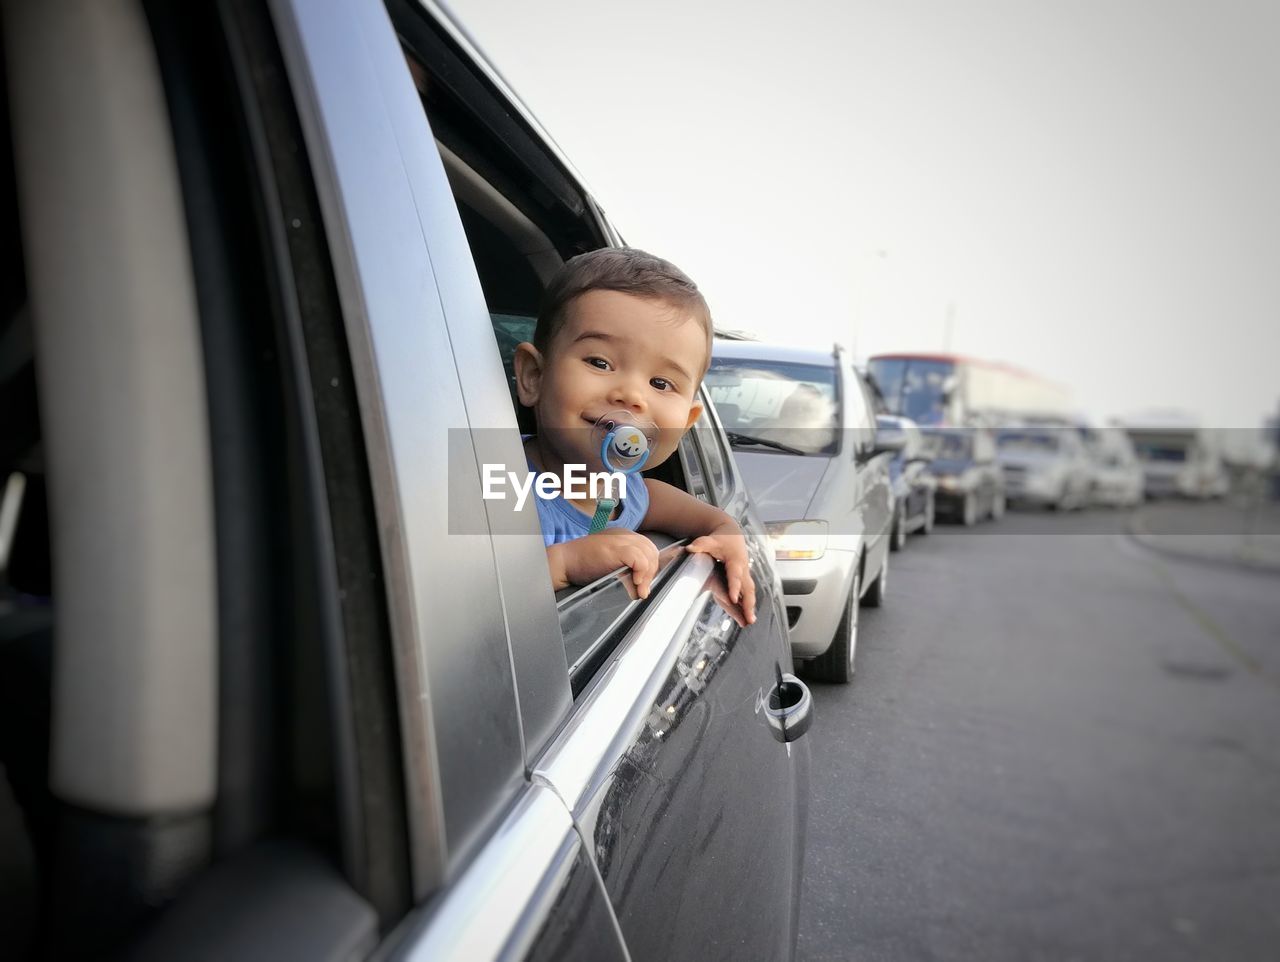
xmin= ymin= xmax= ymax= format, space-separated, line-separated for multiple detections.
xmin=706 ymin=358 xmax=839 ymax=455
xmin=1132 ymin=442 xmax=1188 ymax=463
xmin=867 ymin=358 xmax=955 ymax=425
xmin=997 ymin=430 xmax=1059 ymax=453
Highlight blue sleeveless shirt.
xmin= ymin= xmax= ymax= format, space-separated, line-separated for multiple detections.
xmin=529 ymin=466 xmax=650 ymax=547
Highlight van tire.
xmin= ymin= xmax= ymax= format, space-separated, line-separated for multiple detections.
xmin=989 ymin=491 xmax=1006 ymax=521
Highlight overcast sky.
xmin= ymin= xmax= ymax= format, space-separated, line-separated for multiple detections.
xmin=457 ymin=0 xmax=1279 ymax=428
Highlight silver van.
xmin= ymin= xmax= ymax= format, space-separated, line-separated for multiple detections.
xmin=0 ymin=0 xmax=812 ymax=957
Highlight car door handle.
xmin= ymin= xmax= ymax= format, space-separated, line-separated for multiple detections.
xmin=764 ymin=672 xmax=813 ymax=744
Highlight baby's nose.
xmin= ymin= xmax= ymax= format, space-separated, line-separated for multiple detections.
xmin=609 ymin=380 xmax=646 ymax=411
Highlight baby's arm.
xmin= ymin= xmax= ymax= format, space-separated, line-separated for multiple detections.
xmin=546 ymin=530 xmax=661 ymax=598
xmin=643 ymin=479 xmax=757 ymax=624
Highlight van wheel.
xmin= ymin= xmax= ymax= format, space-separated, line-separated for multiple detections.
xmin=891 ymin=506 xmax=906 ymax=551
xmin=807 ymin=568 xmax=861 ymax=684
xmin=989 ymin=491 xmax=1006 ymax=521
xmin=921 ymin=494 xmax=935 ymax=535
xmin=863 ymin=553 xmax=888 ymax=608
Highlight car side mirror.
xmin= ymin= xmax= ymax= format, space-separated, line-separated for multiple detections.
xmin=872 ymin=434 xmax=907 ymax=457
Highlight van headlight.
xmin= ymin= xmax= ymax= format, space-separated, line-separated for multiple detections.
xmin=766 ymin=520 xmax=828 ymax=560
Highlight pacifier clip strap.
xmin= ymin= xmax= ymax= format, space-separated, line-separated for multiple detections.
xmin=588 ymin=498 xmax=617 ymax=534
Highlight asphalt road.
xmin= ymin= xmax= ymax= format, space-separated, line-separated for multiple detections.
xmin=796 ymin=503 xmax=1280 ymax=962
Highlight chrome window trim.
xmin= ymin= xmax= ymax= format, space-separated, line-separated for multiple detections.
xmin=533 ymin=553 xmax=715 ymax=813
xmin=678 ymin=434 xmax=711 ymax=503
xmin=697 ymin=389 xmax=748 ymax=515
xmin=391 ymin=784 xmax=579 ymax=962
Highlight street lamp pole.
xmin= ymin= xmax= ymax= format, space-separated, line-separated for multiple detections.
xmin=852 ymin=248 xmax=888 ymax=361
xmin=943 ymin=300 xmax=957 ymax=353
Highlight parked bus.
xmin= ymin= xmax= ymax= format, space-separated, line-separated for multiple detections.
xmin=866 ymin=352 xmax=1072 ymax=427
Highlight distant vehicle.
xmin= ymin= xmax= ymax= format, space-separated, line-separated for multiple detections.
xmin=921 ymin=428 xmax=1006 ymax=526
xmin=713 ymin=327 xmax=761 ymax=341
xmin=1084 ymin=429 xmax=1145 ymax=508
xmin=876 ymin=415 xmax=937 ymax=548
xmin=1119 ymin=413 xmax=1229 ymax=499
xmin=996 ymin=427 xmax=1093 ymax=511
xmin=867 ymin=352 xmax=1072 ymax=427
xmin=708 ymin=342 xmax=895 ymax=683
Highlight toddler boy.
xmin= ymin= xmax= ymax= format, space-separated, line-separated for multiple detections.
xmin=513 ymin=248 xmax=756 ymax=623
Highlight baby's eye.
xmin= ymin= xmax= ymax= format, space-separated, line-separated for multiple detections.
xmin=650 ymin=377 xmax=675 ymax=392
xmin=585 ymin=356 xmax=612 ymax=371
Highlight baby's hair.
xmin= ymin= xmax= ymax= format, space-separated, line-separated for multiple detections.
xmin=533 ymin=248 xmax=713 ymax=370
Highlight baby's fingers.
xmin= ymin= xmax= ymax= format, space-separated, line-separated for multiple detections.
xmin=687 ymin=535 xmax=717 ymax=559
xmin=623 ymin=544 xmax=659 ymax=599
xmin=725 ymin=563 xmax=741 ymax=605
xmin=738 ymin=567 xmax=757 ymax=624
xmin=725 ymin=556 xmax=751 ymax=609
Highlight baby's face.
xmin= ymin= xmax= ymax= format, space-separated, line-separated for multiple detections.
xmin=523 ymin=290 xmax=706 ymax=471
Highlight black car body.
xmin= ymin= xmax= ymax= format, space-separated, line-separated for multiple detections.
xmin=876 ymin=415 xmax=937 ymax=548
xmin=0 ymin=1 xmax=812 ymax=958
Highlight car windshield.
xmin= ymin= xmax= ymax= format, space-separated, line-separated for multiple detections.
xmin=867 ymin=357 xmax=955 ymax=425
xmin=998 ymin=430 xmax=1059 ymax=453
xmin=706 ymin=357 xmax=839 ymax=455
xmin=922 ymin=430 xmax=970 ymax=460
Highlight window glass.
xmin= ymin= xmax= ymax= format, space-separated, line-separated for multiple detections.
xmin=705 ymin=358 xmax=839 ymax=455
xmin=998 ymin=430 xmax=1060 ymax=453
xmin=680 ymin=433 xmax=710 ymax=503
xmin=868 ymin=358 xmax=955 ymax=425
xmin=695 ymin=401 xmax=732 ymax=502
xmin=1132 ymin=439 xmax=1189 ymax=463
xmin=556 ymin=542 xmax=687 ymax=693
xmin=924 ymin=429 xmax=971 ymax=461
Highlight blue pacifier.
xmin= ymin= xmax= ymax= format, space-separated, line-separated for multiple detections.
xmin=588 ymin=411 xmax=658 ymax=534
xmin=593 ymin=411 xmax=658 ymax=475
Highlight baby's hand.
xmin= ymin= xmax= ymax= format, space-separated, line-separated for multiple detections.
xmin=548 ymin=529 xmax=661 ymax=598
xmin=688 ymin=522 xmax=757 ymax=625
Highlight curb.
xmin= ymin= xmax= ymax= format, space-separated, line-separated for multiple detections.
xmin=1126 ymin=511 xmax=1280 ymax=575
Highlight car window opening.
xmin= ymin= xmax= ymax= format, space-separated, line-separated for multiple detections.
xmin=398 ymin=36 xmax=708 ymax=684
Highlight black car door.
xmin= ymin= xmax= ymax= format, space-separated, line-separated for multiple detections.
xmin=533 ymin=417 xmax=809 ymax=961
